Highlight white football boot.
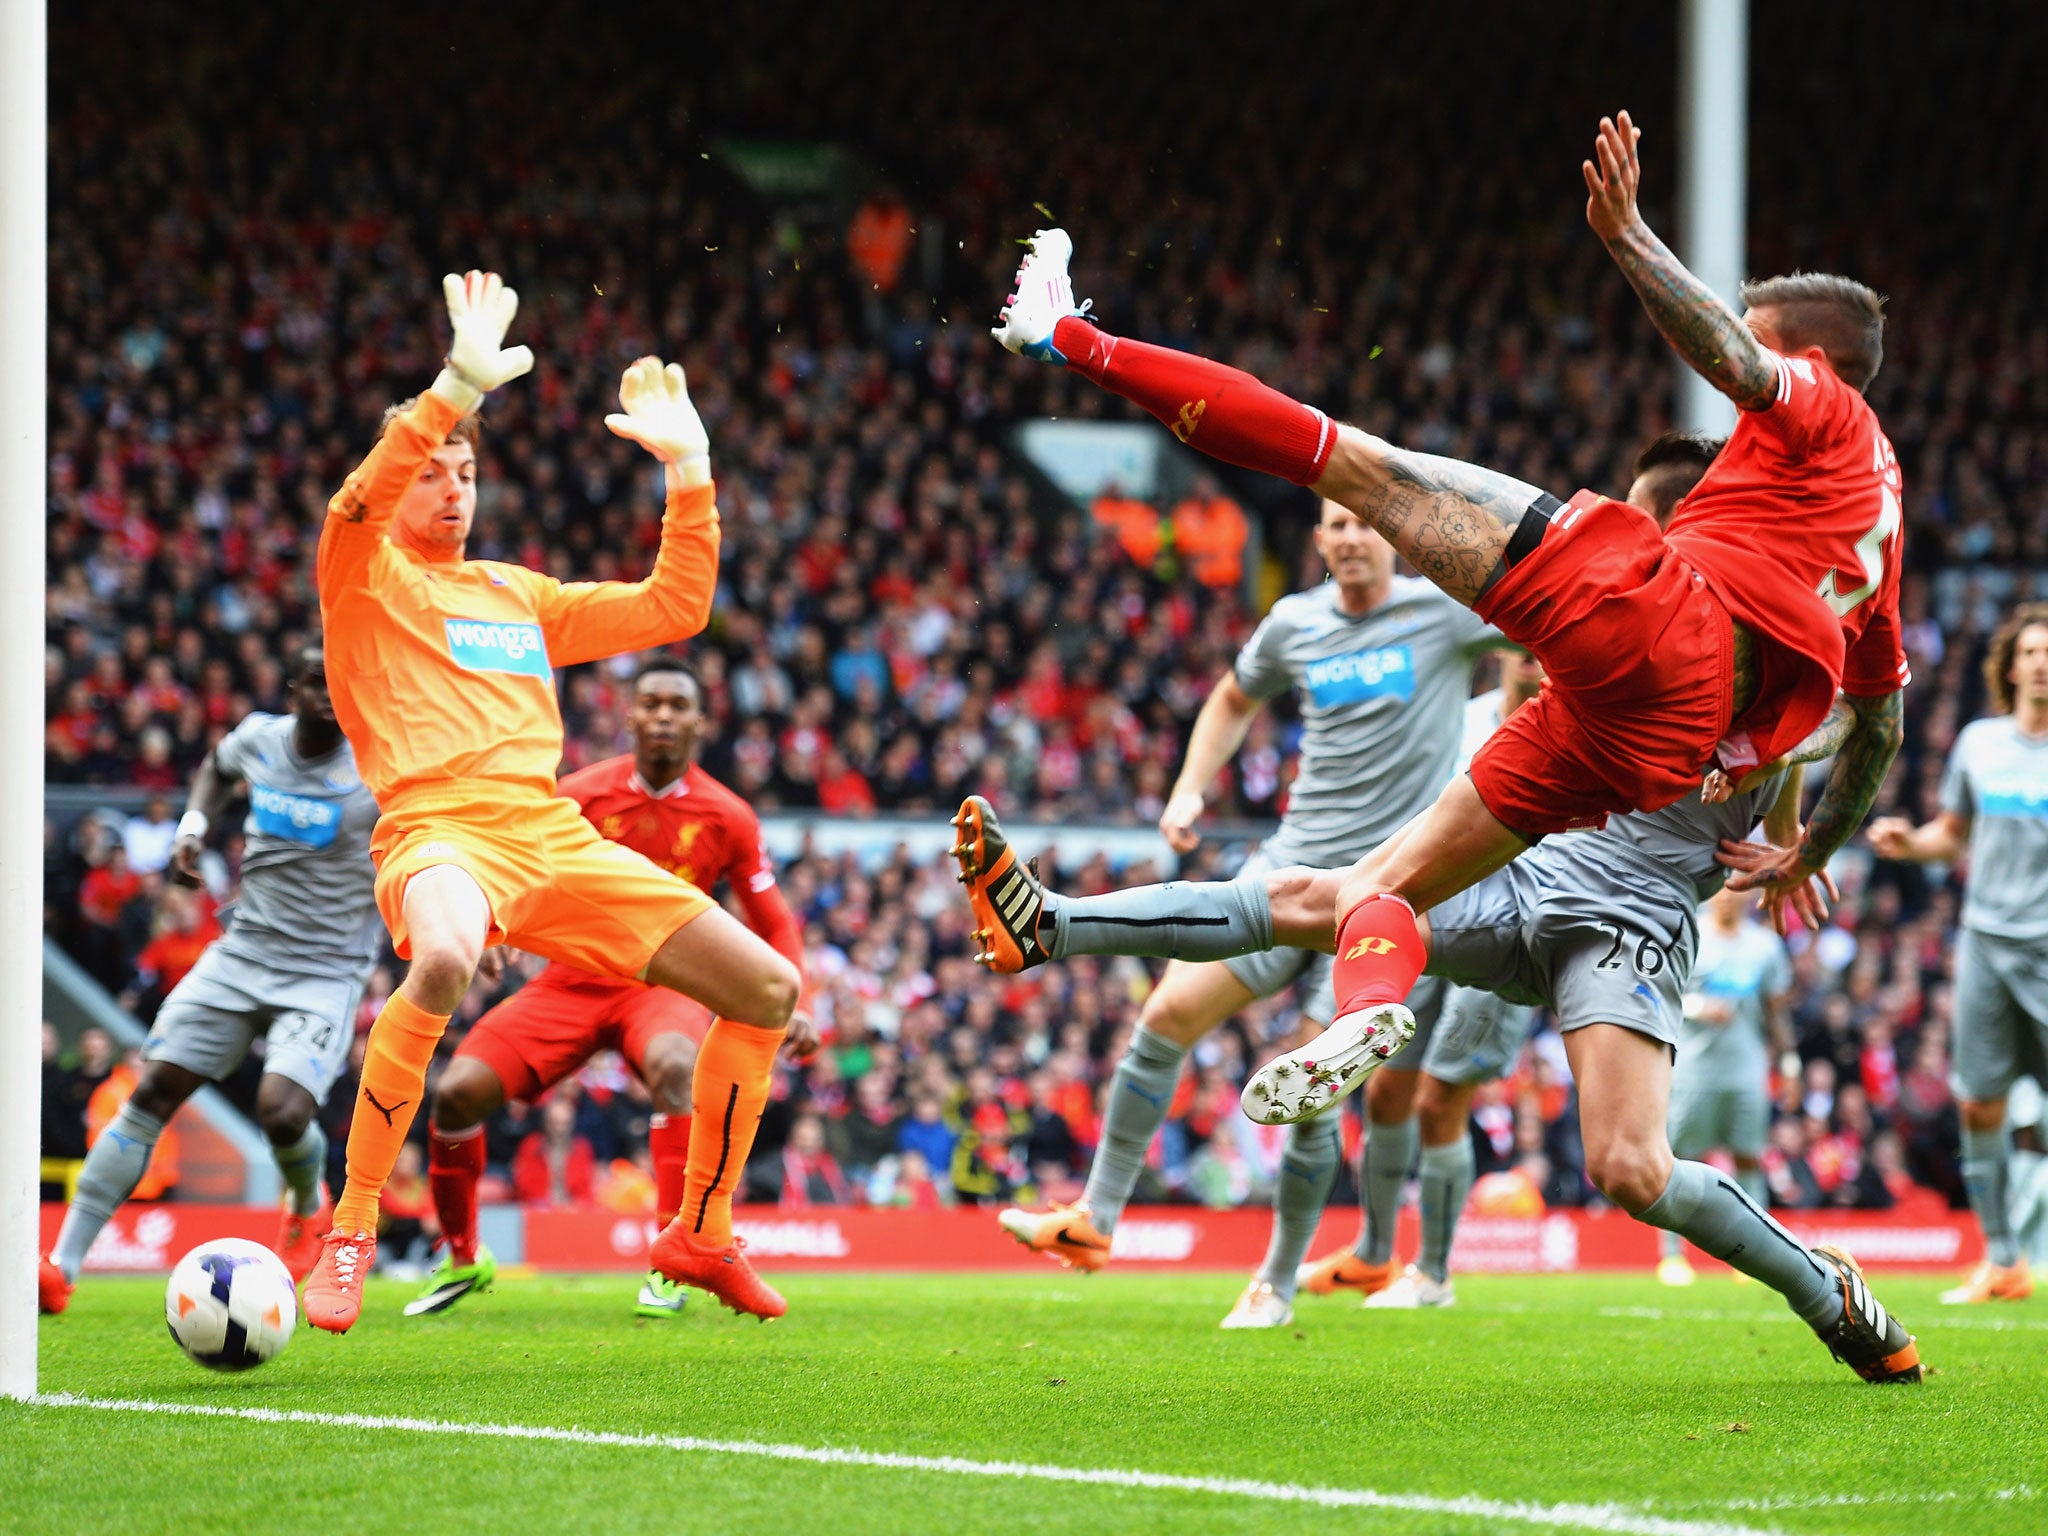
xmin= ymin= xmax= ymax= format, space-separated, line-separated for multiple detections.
xmin=992 ymin=228 xmax=1087 ymax=363
xmin=1240 ymin=1003 xmax=1416 ymax=1125
xmin=1363 ymin=1264 xmax=1455 ymax=1309
xmin=1219 ymin=1279 xmax=1294 ymax=1330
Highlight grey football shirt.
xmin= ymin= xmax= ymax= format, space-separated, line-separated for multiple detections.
xmin=1592 ymin=768 xmax=1792 ymax=905
xmin=1940 ymin=716 xmax=2048 ymax=941
xmin=1234 ymin=577 xmax=1498 ymax=865
xmin=1677 ymin=918 xmax=1791 ymax=1081
xmin=211 ymin=713 xmax=383 ymax=975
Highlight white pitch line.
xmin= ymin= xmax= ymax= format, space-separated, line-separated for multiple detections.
xmin=24 ymin=1392 xmax=1780 ymax=1536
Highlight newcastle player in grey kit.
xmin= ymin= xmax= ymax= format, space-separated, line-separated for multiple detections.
xmin=958 ymin=702 xmax=1925 ymax=1381
xmin=994 ymin=497 xmax=1500 ymax=1328
xmin=40 ymin=648 xmax=382 ymax=1312
xmin=1871 ymin=602 xmax=2048 ymax=1306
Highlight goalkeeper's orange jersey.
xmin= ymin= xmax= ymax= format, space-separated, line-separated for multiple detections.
xmin=317 ymin=391 xmax=720 ymax=806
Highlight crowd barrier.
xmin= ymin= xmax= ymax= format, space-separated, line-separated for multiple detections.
xmin=41 ymin=1203 xmax=1984 ymax=1275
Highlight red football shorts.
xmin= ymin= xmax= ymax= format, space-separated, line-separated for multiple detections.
xmin=456 ymin=963 xmax=713 ymax=1103
xmin=1469 ymin=491 xmax=1735 ymax=838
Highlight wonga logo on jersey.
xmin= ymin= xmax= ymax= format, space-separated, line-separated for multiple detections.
xmin=1978 ymin=772 xmax=2048 ymax=820
xmin=444 ymin=619 xmax=553 ymax=679
xmin=1301 ymin=645 xmax=1414 ymax=708
xmin=248 ymin=784 xmax=341 ymax=848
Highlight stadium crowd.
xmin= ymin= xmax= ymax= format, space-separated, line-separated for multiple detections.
xmin=41 ymin=3 xmax=2048 ymax=1225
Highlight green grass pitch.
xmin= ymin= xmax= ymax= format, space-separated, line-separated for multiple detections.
xmin=5 ymin=1271 xmax=2047 ymax=1534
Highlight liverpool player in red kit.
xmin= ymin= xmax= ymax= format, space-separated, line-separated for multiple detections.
xmin=968 ymin=110 xmax=1908 ymax=1125
xmin=408 ymin=662 xmax=809 ymax=1319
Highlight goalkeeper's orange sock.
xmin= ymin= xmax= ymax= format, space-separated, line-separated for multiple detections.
xmin=332 ymin=992 xmax=450 ymax=1234
xmin=678 ymin=1019 xmax=784 ymax=1248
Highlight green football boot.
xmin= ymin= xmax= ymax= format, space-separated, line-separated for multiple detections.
xmin=403 ymin=1243 xmax=498 ymax=1317
xmin=635 ymin=1267 xmax=688 ymax=1320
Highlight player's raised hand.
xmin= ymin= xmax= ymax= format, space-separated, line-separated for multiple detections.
xmin=1159 ymin=789 xmax=1206 ymax=854
xmin=1716 ymin=836 xmax=1841 ymax=936
xmin=435 ymin=270 xmax=535 ymax=406
xmin=1583 ymin=110 xmax=1645 ymax=243
xmin=605 ymin=356 xmax=711 ymax=486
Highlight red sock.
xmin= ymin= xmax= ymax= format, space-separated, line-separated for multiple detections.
xmin=1332 ymin=894 xmax=1428 ymax=1014
xmin=649 ymin=1112 xmax=692 ymax=1227
xmin=1052 ymin=316 xmax=1336 ymax=486
xmin=429 ymin=1125 xmax=486 ymax=1266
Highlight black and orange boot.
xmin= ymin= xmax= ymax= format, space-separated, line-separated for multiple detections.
xmin=1811 ymin=1244 xmax=1922 ymax=1383
xmin=952 ymin=796 xmax=1050 ymax=973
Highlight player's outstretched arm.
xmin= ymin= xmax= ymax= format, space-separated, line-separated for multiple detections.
xmin=1867 ymin=807 xmax=1968 ymax=863
xmin=1160 ymin=673 xmax=1262 ymax=853
xmin=534 ymin=357 xmax=720 ymax=665
xmin=1584 ymin=111 xmax=1777 ymax=412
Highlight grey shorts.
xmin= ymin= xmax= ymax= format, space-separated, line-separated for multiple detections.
xmin=1422 ymin=984 xmax=1539 ymax=1084
xmin=1423 ymin=848 xmax=1696 ymax=1050
xmin=1952 ymin=927 xmax=2048 ymax=1103
xmin=1668 ymin=1082 xmax=1769 ymax=1159
xmin=144 ymin=943 xmax=364 ymax=1103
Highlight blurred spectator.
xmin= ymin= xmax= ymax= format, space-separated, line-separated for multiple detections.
xmin=121 ymin=794 xmax=177 ymax=876
xmin=781 ymin=1113 xmax=852 ymax=1207
xmin=513 ymin=1098 xmax=597 ymax=1208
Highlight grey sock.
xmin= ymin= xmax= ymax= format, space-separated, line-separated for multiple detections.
xmin=53 ymin=1101 xmax=165 ymax=1283
xmin=1051 ymin=875 xmax=1273 ymax=963
xmin=1738 ymin=1165 xmax=1771 ymax=1210
xmin=1962 ymin=1124 xmax=2019 ymax=1267
xmin=1416 ymin=1136 xmax=1474 ymax=1283
xmin=1258 ymin=1115 xmax=1342 ymax=1300
xmin=273 ymin=1118 xmax=329 ymax=1217
xmin=1638 ymin=1159 xmax=1836 ymax=1327
xmin=1354 ymin=1116 xmax=1418 ymax=1265
xmin=1080 ymin=1027 xmax=1187 ymax=1234
xmin=1659 ymin=1228 xmax=1683 ymax=1259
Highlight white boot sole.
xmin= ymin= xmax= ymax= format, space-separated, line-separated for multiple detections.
xmin=1240 ymin=1004 xmax=1415 ymax=1125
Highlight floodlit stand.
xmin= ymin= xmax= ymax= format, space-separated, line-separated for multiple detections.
xmin=0 ymin=0 xmax=47 ymax=1402
xmin=1676 ymin=0 xmax=1749 ymax=435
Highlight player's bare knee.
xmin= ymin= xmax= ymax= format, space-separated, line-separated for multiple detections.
xmin=403 ymin=938 xmax=479 ymax=1012
xmin=750 ymin=955 xmax=800 ymax=1028
xmin=1266 ymin=866 xmax=1339 ymax=947
xmin=130 ymin=1061 xmax=202 ymax=1122
xmin=1958 ymin=1097 xmax=2006 ymax=1134
xmin=1366 ymin=1067 xmax=1419 ymax=1124
xmin=1587 ymin=1142 xmax=1672 ymax=1215
xmin=642 ymin=1039 xmax=696 ymax=1110
xmin=433 ymin=1059 xmax=498 ymax=1131
xmin=254 ymin=1083 xmax=314 ymax=1145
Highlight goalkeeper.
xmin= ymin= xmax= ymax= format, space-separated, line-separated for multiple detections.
xmin=303 ymin=272 xmax=798 ymax=1332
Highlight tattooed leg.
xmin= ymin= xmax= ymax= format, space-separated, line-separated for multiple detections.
xmin=1315 ymin=429 xmax=1544 ymax=606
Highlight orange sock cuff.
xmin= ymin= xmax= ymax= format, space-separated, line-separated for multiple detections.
xmin=334 ymin=992 xmax=452 ymax=1234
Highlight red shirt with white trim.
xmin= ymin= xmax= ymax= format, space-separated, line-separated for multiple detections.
xmin=1662 ymin=348 xmax=1910 ymax=769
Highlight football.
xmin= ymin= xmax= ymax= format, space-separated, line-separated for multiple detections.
xmin=163 ymin=1239 xmax=297 ymax=1372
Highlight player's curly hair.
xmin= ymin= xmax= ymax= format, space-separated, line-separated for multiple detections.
xmin=371 ymin=398 xmax=483 ymax=448
xmin=1983 ymin=602 xmax=2048 ymax=715
xmin=1739 ymin=272 xmax=1887 ymax=393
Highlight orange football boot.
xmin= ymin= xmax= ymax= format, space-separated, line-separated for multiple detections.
xmin=952 ymin=796 xmax=1049 ymax=974
xmin=1940 ymin=1257 xmax=2033 ymax=1305
xmin=301 ymin=1228 xmax=376 ymax=1333
xmin=650 ymin=1226 xmax=787 ymax=1319
xmin=1294 ymin=1248 xmax=1395 ymax=1297
xmin=1811 ymin=1244 xmax=1922 ymax=1384
xmin=276 ymin=1197 xmax=335 ymax=1285
xmin=997 ymin=1202 xmax=1112 ymax=1272
xmin=39 ymin=1255 xmax=73 ymax=1315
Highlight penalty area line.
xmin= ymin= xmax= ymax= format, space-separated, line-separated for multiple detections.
xmin=23 ymin=1392 xmax=1781 ymax=1536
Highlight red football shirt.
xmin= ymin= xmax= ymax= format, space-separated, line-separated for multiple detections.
xmin=1663 ymin=348 xmax=1910 ymax=769
xmin=543 ymin=755 xmax=802 ymax=984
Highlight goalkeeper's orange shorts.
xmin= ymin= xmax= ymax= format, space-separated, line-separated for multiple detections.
xmin=369 ymin=785 xmax=714 ymax=980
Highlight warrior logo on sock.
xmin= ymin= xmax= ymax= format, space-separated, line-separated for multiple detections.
xmin=1345 ymin=935 xmax=1398 ymax=959
xmin=364 ymin=1089 xmax=411 ymax=1127
xmin=1173 ymin=399 xmax=1208 ymax=443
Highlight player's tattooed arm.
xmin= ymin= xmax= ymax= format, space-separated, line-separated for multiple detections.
xmin=1799 ymin=689 xmax=1905 ymax=866
xmin=1582 ymin=112 xmax=1777 ymax=412
xmin=1781 ymin=695 xmax=1859 ymax=768
xmin=1336 ymin=444 xmax=1535 ymax=605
